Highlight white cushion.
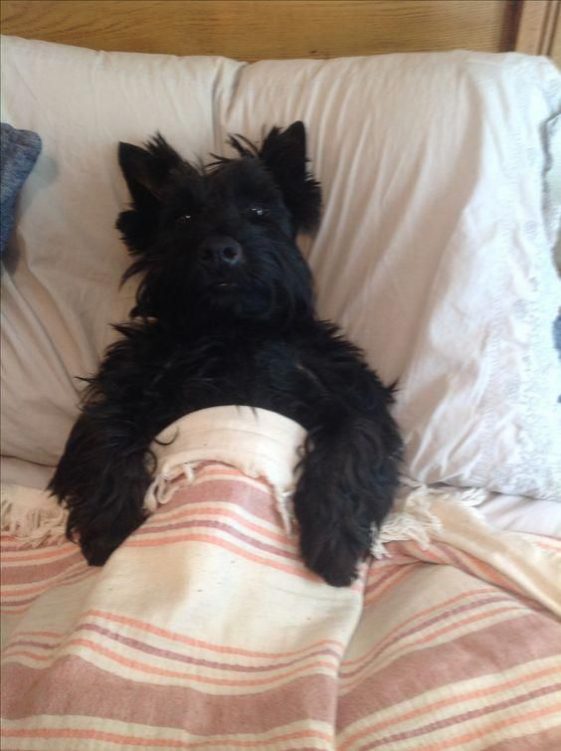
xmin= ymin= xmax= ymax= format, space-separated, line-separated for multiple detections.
xmin=1 ymin=36 xmax=560 ymax=500
xmin=0 ymin=38 xmax=243 ymax=468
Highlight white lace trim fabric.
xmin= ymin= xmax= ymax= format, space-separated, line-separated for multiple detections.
xmin=482 ymin=55 xmax=561 ymax=500
xmin=392 ymin=56 xmax=561 ymax=501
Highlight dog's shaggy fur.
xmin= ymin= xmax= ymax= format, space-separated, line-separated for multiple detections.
xmin=50 ymin=122 xmax=402 ymax=586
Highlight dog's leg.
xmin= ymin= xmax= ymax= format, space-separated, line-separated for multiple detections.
xmin=293 ymin=413 xmax=399 ymax=586
xmin=48 ymin=326 xmax=169 ymax=566
xmin=49 ymin=407 xmax=153 ymax=566
xmin=292 ymin=336 xmax=402 ymax=586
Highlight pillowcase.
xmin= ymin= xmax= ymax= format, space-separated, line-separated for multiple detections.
xmin=223 ymin=53 xmax=561 ymax=500
xmin=0 ymin=122 xmax=41 ymax=254
xmin=0 ymin=37 xmax=243 ymax=475
xmin=1 ymin=36 xmax=560 ymax=500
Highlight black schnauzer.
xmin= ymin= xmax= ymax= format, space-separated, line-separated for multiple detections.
xmin=50 ymin=121 xmax=402 ymax=587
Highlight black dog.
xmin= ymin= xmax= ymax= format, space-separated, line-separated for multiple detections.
xmin=50 ymin=121 xmax=402 ymax=586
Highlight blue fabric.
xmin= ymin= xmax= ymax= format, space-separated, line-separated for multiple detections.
xmin=0 ymin=123 xmax=42 ymax=254
xmin=554 ymin=312 xmax=561 ymax=403
xmin=554 ymin=312 xmax=561 ymax=358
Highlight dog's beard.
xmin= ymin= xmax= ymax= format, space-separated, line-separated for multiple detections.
xmin=203 ymin=279 xmax=274 ymax=319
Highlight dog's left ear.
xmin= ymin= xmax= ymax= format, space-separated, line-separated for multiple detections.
xmin=259 ymin=121 xmax=322 ymax=234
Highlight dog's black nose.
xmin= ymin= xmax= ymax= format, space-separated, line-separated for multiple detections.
xmin=199 ymin=236 xmax=243 ymax=268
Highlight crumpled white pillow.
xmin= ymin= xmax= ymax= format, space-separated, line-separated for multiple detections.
xmin=0 ymin=37 xmax=243 ymax=471
xmin=1 ymin=37 xmax=560 ymax=499
xmin=223 ymin=52 xmax=561 ymax=500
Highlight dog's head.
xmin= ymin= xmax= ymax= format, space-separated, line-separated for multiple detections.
xmin=117 ymin=122 xmax=321 ymax=326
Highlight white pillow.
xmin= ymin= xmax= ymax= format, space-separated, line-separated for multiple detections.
xmin=0 ymin=37 xmax=243 ymax=470
xmin=1 ymin=37 xmax=560 ymax=499
xmin=222 ymin=54 xmax=561 ymax=499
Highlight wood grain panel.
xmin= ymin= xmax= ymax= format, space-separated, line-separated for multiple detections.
xmin=1 ymin=0 xmax=519 ymax=60
xmin=550 ymin=17 xmax=561 ymax=65
xmin=515 ymin=0 xmax=561 ymax=65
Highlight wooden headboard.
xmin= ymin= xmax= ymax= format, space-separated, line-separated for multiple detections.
xmin=1 ymin=0 xmax=559 ymax=65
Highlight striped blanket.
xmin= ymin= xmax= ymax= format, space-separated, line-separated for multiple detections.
xmin=2 ymin=407 xmax=561 ymax=750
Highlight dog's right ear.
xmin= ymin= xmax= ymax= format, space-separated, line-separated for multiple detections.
xmin=117 ymin=135 xmax=197 ymax=261
xmin=118 ymin=134 xmax=188 ymax=206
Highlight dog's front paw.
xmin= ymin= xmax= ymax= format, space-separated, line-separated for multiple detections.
xmin=79 ymin=533 xmax=125 ymax=567
xmin=299 ymin=524 xmax=371 ymax=587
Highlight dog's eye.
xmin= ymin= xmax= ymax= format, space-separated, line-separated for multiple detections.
xmin=176 ymin=214 xmax=192 ymax=225
xmin=248 ymin=206 xmax=269 ymax=218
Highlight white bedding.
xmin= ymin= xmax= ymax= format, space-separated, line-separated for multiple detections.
xmin=1 ymin=36 xmax=560 ymax=535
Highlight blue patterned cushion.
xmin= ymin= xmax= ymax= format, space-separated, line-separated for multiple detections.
xmin=0 ymin=123 xmax=41 ymax=254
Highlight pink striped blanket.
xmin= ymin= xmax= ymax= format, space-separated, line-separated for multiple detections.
xmin=2 ymin=408 xmax=561 ymax=750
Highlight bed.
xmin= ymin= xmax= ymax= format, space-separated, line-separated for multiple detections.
xmin=1 ymin=1 xmax=560 ymax=749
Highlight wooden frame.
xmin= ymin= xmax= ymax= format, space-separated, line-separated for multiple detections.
xmin=0 ymin=0 xmax=559 ymax=64
xmin=515 ymin=0 xmax=560 ymax=62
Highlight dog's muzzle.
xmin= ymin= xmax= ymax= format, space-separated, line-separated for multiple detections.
xmin=199 ymin=235 xmax=243 ymax=271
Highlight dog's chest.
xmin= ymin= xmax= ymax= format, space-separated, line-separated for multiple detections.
xmin=164 ymin=335 xmax=314 ymax=414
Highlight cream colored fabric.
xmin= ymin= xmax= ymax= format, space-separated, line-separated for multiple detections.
xmin=377 ymin=483 xmax=561 ymax=617
xmin=2 ymin=407 xmax=560 ymax=601
xmin=145 ymin=407 xmax=561 ymax=614
xmin=145 ymin=406 xmax=307 ymax=530
xmin=3 ymin=462 xmax=560 ymax=750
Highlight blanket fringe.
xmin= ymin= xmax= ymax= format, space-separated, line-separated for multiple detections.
xmin=371 ymin=478 xmax=488 ymax=559
xmin=145 ymin=462 xmax=296 ymax=533
xmin=399 ymin=476 xmax=488 ymax=507
xmin=1 ymin=484 xmax=67 ymax=546
xmin=2 ymin=472 xmax=489 ymax=555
